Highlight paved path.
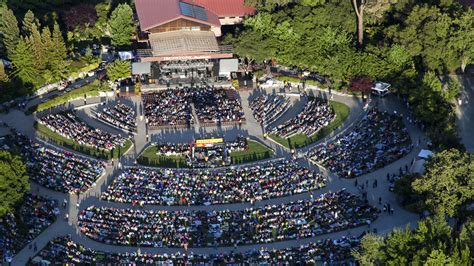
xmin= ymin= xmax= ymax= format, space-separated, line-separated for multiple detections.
xmin=0 ymin=88 xmax=428 ymax=265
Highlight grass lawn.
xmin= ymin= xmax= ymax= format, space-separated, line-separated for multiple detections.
xmin=27 ymin=81 xmax=106 ymax=114
xmin=138 ymin=140 xmax=274 ymax=168
xmin=35 ymin=122 xmax=132 ymax=160
xmin=137 ymin=145 xmax=188 ymax=168
xmin=230 ymin=140 xmax=274 ymax=164
xmin=269 ymin=101 xmax=350 ymax=149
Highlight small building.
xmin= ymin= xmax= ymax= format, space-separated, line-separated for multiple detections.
xmin=371 ymin=81 xmax=391 ymax=96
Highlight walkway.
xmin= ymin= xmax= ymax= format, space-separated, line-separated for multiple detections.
xmin=0 ymin=88 xmax=428 ymax=265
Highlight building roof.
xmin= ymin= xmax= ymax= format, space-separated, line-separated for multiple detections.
xmin=149 ymin=30 xmax=219 ymax=56
xmin=183 ymin=0 xmax=256 ymax=17
xmin=135 ymin=0 xmax=220 ymax=31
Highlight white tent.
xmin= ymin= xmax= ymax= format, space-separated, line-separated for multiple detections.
xmin=410 ymin=159 xmax=426 ymax=174
xmin=418 ymin=149 xmax=433 ymax=159
xmin=371 ymin=81 xmax=391 ymax=96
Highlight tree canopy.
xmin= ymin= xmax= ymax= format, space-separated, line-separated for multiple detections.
xmin=0 ymin=150 xmax=29 ymax=217
xmin=412 ymin=149 xmax=474 ymax=217
xmin=108 ymin=3 xmax=133 ymax=47
xmin=353 ymin=216 xmax=473 ymax=265
xmin=107 ymin=60 xmax=130 ymax=82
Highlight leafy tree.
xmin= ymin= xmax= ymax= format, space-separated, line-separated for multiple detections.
xmin=351 ymin=0 xmax=395 ymax=47
xmin=0 ymin=150 xmax=29 ymax=217
xmin=62 ymin=4 xmax=97 ymax=31
xmin=0 ymin=6 xmax=20 ymax=59
xmin=0 ymin=60 xmax=7 ymax=82
xmin=349 ymin=76 xmax=373 ymax=99
xmin=355 ymin=216 xmax=473 ymax=265
xmin=107 ymin=60 xmax=130 ymax=81
xmin=10 ymin=37 xmax=38 ymax=86
xmin=385 ymin=4 xmax=457 ymax=72
xmin=94 ymin=2 xmax=111 ymax=38
xmin=352 ymin=233 xmax=384 ymax=265
xmin=21 ymin=9 xmax=39 ymax=35
xmin=412 ymin=149 xmax=474 ymax=217
xmin=449 ymin=8 xmax=474 ymax=73
xmin=108 ymin=3 xmax=133 ymax=47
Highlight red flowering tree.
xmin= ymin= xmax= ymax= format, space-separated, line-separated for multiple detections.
xmin=62 ymin=4 xmax=97 ymax=31
xmin=350 ymin=76 xmax=373 ymax=100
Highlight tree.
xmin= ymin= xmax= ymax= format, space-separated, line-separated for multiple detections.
xmin=0 ymin=60 xmax=7 ymax=82
xmin=354 ymin=216 xmax=473 ymax=265
xmin=351 ymin=0 xmax=394 ymax=47
xmin=107 ymin=60 xmax=130 ymax=81
xmin=0 ymin=6 xmax=20 ymax=59
xmin=0 ymin=150 xmax=29 ymax=217
xmin=412 ymin=149 xmax=474 ymax=217
xmin=352 ymin=233 xmax=384 ymax=265
xmin=21 ymin=9 xmax=39 ymax=35
xmin=386 ymin=5 xmax=456 ymax=73
xmin=28 ymin=24 xmax=45 ymax=72
xmin=10 ymin=37 xmax=38 ymax=86
xmin=108 ymin=3 xmax=134 ymax=47
xmin=62 ymin=4 xmax=97 ymax=31
xmin=450 ymin=8 xmax=474 ymax=73
xmin=349 ymin=76 xmax=373 ymax=99
xmin=50 ymin=21 xmax=68 ymax=80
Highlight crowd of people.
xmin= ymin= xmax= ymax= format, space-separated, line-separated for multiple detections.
xmin=142 ymin=86 xmax=245 ymax=129
xmin=0 ymin=193 xmax=58 ymax=261
xmin=8 ymin=132 xmax=105 ymax=193
xmin=80 ymin=190 xmax=378 ymax=247
xmin=101 ymin=159 xmax=327 ymax=205
xmin=39 ymin=112 xmax=128 ymax=151
xmin=152 ymin=137 xmax=248 ymax=168
xmin=96 ymin=103 xmax=136 ymax=132
xmin=31 ymin=235 xmax=360 ymax=265
xmin=271 ymin=99 xmax=335 ymax=138
xmin=192 ymin=87 xmax=245 ymax=125
xmin=142 ymin=89 xmax=193 ymax=128
xmin=250 ymin=94 xmax=290 ymax=127
xmin=309 ymin=108 xmax=412 ymax=178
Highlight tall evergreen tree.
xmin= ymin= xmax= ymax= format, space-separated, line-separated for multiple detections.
xmin=28 ymin=23 xmax=45 ymax=72
xmin=108 ymin=3 xmax=133 ymax=47
xmin=0 ymin=6 xmax=20 ymax=59
xmin=21 ymin=9 xmax=39 ymax=36
xmin=50 ymin=22 xmax=68 ymax=79
xmin=11 ymin=37 xmax=38 ymax=85
xmin=41 ymin=26 xmax=53 ymax=69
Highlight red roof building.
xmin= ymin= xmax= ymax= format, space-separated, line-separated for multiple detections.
xmin=183 ymin=0 xmax=256 ymax=17
xmin=135 ymin=0 xmax=221 ymax=32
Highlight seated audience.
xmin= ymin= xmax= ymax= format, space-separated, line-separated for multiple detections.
xmin=308 ymin=108 xmax=412 ymax=178
xmin=96 ymin=103 xmax=136 ymax=132
xmin=0 ymin=193 xmax=57 ymax=260
xmin=79 ymin=190 xmax=378 ymax=247
xmin=31 ymin=235 xmax=361 ymax=264
xmin=8 ymin=132 xmax=105 ymax=193
xmin=39 ymin=112 xmax=128 ymax=151
xmin=271 ymin=99 xmax=335 ymax=138
xmin=101 ymin=159 xmax=327 ymax=205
